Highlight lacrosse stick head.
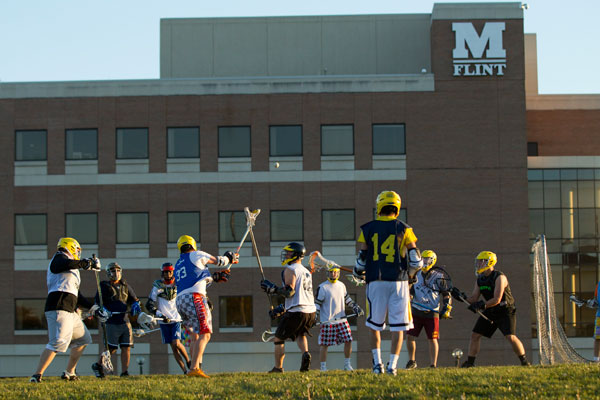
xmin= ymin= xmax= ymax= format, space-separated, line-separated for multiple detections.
xmin=309 ymin=251 xmax=336 ymax=274
xmin=101 ymin=350 xmax=114 ymax=374
xmin=136 ymin=312 xmax=157 ymax=330
xmin=569 ymin=294 xmax=585 ymax=307
xmin=133 ymin=328 xmax=146 ymax=337
xmin=261 ymin=330 xmax=275 ymax=342
xmin=244 ymin=207 xmax=261 ymax=228
xmin=346 ymin=274 xmax=365 ymax=287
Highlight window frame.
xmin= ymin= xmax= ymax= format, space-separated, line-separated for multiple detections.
xmin=167 ymin=126 xmax=200 ymax=159
xmin=116 ymin=127 xmax=149 ymax=160
xmin=218 ymin=126 xmax=252 ymax=158
xmin=269 ymin=125 xmax=303 ymax=157
xmin=167 ymin=211 xmax=201 ymax=243
xmin=322 ymin=209 xmax=356 ymax=241
xmin=65 ymin=213 xmax=98 ymax=245
xmin=116 ymin=212 xmax=149 ymax=244
xmin=321 ymin=124 xmax=354 ymax=156
xmin=372 ymin=123 xmax=406 ymax=156
xmin=65 ymin=128 xmax=98 ymax=160
xmin=270 ymin=210 xmax=304 ymax=242
xmin=15 ymin=130 xmax=47 ymax=161
xmin=14 ymin=213 xmax=47 ymax=245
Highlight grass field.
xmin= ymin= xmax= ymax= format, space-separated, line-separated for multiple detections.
xmin=2 ymin=364 xmax=598 ymax=400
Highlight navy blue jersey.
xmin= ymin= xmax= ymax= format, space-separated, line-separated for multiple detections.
xmin=358 ymin=217 xmax=417 ymax=283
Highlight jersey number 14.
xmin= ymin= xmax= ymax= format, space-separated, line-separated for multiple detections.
xmin=371 ymin=233 xmax=396 ymax=262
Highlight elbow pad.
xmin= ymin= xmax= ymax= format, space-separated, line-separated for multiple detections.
xmin=355 ymin=250 xmax=367 ymax=273
xmin=407 ymin=248 xmax=423 ymax=269
xmin=276 ymin=285 xmax=296 ymax=298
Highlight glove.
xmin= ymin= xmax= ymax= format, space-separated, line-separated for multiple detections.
xmin=131 ymin=301 xmax=142 ymax=316
xmin=352 ymin=303 xmax=364 ymax=317
xmin=440 ymin=304 xmax=452 ymax=319
xmin=468 ymin=300 xmax=485 ymax=313
xmin=79 ymin=258 xmax=93 ymax=270
xmin=155 ymin=310 xmax=163 ymax=318
xmin=451 ymin=287 xmax=467 ymax=301
xmin=586 ymin=298 xmax=599 ymax=308
xmin=90 ymin=257 xmax=101 ymax=271
xmin=94 ymin=306 xmax=110 ymax=323
xmin=269 ymin=304 xmax=286 ymax=319
xmin=212 ymin=269 xmax=230 ymax=283
xmin=224 ymin=251 xmax=239 ymax=265
xmin=162 ymin=317 xmax=171 ymax=323
xmin=260 ymin=279 xmax=277 ymax=294
xmin=354 ymin=250 xmax=366 ymax=279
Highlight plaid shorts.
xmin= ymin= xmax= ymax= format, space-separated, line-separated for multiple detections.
xmin=176 ymin=292 xmax=212 ymax=335
xmin=318 ymin=321 xmax=353 ymax=346
xmin=595 ymin=316 xmax=600 ymax=339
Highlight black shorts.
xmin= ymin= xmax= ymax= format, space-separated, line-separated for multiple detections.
xmin=275 ymin=311 xmax=316 ymax=342
xmin=472 ymin=307 xmax=517 ymax=338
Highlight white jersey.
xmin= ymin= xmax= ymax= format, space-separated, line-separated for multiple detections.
xmin=47 ymin=257 xmax=81 ymax=297
xmin=315 ymin=280 xmax=351 ymax=323
xmin=411 ymin=269 xmax=444 ymax=312
xmin=148 ymin=283 xmax=182 ymax=322
xmin=284 ymin=262 xmax=316 ymax=313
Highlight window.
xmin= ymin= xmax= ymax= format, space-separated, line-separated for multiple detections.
xmin=116 ymin=128 xmax=148 ymax=159
xmin=527 ymin=142 xmax=539 ymax=157
xmin=219 ymin=211 xmax=247 ymax=242
xmin=271 ymin=210 xmax=303 ymax=241
xmin=270 ymin=125 xmax=302 ymax=156
xmin=15 ymin=214 xmax=46 ymax=245
xmin=219 ymin=296 xmax=253 ymax=328
xmin=66 ymin=213 xmax=98 ymax=244
xmin=372 ymin=124 xmax=405 ymax=155
xmin=219 ymin=126 xmax=251 ymax=157
xmin=15 ymin=299 xmax=46 ymax=330
xmin=15 ymin=130 xmax=46 ymax=161
xmin=66 ymin=129 xmax=97 ymax=160
xmin=168 ymin=212 xmax=200 ymax=243
xmin=116 ymin=213 xmax=148 ymax=243
xmin=528 ymin=168 xmax=600 ymax=337
xmin=321 ymin=125 xmax=353 ymax=156
xmin=167 ymin=127 xmax=199 ymax=158
xmin=322 ymin=210 xmax=355 ymax=241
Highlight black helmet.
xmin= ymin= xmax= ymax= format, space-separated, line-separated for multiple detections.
xmin=281 ymin=242 xmax=306 ymax=266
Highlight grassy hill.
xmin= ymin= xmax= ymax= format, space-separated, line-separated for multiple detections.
xmin=2 ymin=364 xmax=598 ymax=399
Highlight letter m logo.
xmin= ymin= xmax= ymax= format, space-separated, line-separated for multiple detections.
xmin=452 ymin=22 xmax=506 ymax=59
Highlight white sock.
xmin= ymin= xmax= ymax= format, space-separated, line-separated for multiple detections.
xmin=389 ymin=354 xmax=399 ymax=369
xmin=594 ymin=356 xmax=599 ymax=362
xmin=372 ymin=348 xmax=382 ymax=366
xmin=320 ymin=362 xmax=327 ymax=371
xmin=344 ymin=358 xmax=352 ymax=366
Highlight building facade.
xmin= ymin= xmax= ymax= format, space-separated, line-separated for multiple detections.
xmin=0 ymin=2 xmax=598 ymax=376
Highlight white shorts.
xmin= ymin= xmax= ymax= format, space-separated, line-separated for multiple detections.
xmin=45 ymin=310 xmax=92 ymax=353
xmin=365 ymin=281 xmax=413 ymax=332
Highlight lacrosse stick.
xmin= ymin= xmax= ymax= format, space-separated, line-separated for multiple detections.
xmin=93 ymin=254 xmax=114 ymax=374
xmin=316 ymin=314 xmax=357 ymax=326
xmin=309 ymin=251 xmax=364 ymax=286
xmin=133 ymin=327 xmax=161 ymax=337
xmin=261 ymin=330 xmax=276 ymax=342
xmin=136 ymin=312 xmax=165 ymax=330
xmin=227 ymin=207 xmax=261 ymax=270
xmin=424 ymin=266 xmax=494 ymax=324
xmin=569 ymin=294 xmax=598 ymax=308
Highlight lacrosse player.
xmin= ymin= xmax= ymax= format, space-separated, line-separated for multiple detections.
xmin=145 ymin=262 xmax=191 ymax=374
xmin=591 ymin=281 xmax=600 ymax=362
xmin=91 ymin=262 xmax=142 ymax=378
xmin=261 ymin=242 xmax=317 ymax=373
xmin=405 ymin=250 xmax=451 ymax=369
xmin=457 ymin=251 xmax=530 ymax=367
xmin=314 ymin=264 xmax=364 ymax=371
xmin=353 ymin=190 xmax=423 ymax=375
xmin=30 ymin=237 xmax=104 ymax=383
xmin=174 ymin=235 xmax=238 ymax=378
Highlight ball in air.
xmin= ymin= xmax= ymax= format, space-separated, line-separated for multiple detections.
xmin=274 ymin=162 xmax=280 ymax=169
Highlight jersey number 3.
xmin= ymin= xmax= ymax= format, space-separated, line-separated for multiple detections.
xmin=371 ymin=233 xmax=396 ymax=262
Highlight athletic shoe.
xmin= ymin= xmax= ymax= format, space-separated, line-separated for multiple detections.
xmin=372 ymin=363 xmax=384 ymax=374
xmin=521 ymin=359 xmax=532 ymax=366
xmin=461 ymin=361 xmax=475 ymax=368
xmin=120 ymin=371 xmax=130 ymax=377
xmin=268 ymin=367 xmax=284 ymax=373
xmin=405 ymin=360 xmax=417 ymax=370
xmin=344 ymin=364 xmax=354 ymax=371
xmin=430 ymin=365 xmax=437 ymax=368
xmin=61 ymin=371 xmax=79 ymax=381
xmin=300 ymin=352 xmax=311 ymax=372
xmin=29 ymin=374 xmax=42 ymax=383
xmin=385 ymin=362 xmax=397 ymax=376
xmin=91 ymin=362 xmax=105 ymax=378
xmin=186 ymin=368 xmax=210 ymax=378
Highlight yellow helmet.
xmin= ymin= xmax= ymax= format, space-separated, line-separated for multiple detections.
xmin=376 ymin=190 xmax=401 ymax=217
xmin=421 ymin=250 xmax=437 ymax=272
xmin=177 ymin=235 xmax=197 ymax=252
xmin=475 ymin=251 xmax=497 ymax=275
xmin=57 ymin=237 xmax=81 ymax=260
xmin=327 ymin=263 xmax=341 ymax=283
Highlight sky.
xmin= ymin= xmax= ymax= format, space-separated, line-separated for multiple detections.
xmin=0 ymin=0 xmax=598 ymax=94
